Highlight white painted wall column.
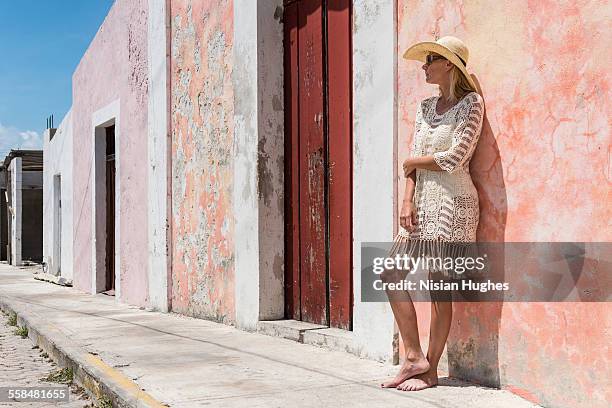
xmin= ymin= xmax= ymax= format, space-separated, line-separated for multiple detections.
xmin=10 ymin=157 xmax=22 ymax=266
xmin=43 ymin=132 xmax=50 ymax=270
xmin=233 ymin=0 xmax=285 ymax=330
xmin=147 ymin=0 xmax=171 ymax=312
xmin=59 ymin=118 xmax=74 ymax=281
xmin=352 ymin=0 xmax=397 ymax=362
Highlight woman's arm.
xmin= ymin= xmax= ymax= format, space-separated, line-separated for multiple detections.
xmin=433 ymin=93 xmax=484 ymax=173
xmin=399 ymin=99 xmax=425 ymax=230
xmin=403 ymin=170 xmax=417 ymax=203
xmin=404 ymin=155 xmax=443 ymax=176
xmin=400 ymin=170 xmax=418 ymax=230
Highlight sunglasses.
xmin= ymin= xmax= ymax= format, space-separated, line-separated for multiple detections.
xmin=425 ymin=54 xmax=446 ymax=65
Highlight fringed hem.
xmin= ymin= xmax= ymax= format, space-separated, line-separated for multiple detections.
xmin=389 ymin=232 xmax=483 ymax=279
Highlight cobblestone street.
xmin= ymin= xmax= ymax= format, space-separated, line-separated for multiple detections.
xmin=0 ymin=311 xmax=92 ymax=407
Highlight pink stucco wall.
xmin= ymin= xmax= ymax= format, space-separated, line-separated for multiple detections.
xmin=397 ymin=1 xmax=610 ymax=407
xmin=170 ymin=0 xmax=235 ymax=323
xmin=72 ymin=0 xmax=149 ymax=306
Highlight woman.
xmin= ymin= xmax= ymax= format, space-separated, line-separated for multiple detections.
xmin=380 ymin=36 xmax=485 ymax=392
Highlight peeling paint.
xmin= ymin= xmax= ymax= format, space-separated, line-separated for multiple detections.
xmin=170 ymin=0 xmax=235 ymax=324
xmin=397 ymin=1 xmax=611 ymax=406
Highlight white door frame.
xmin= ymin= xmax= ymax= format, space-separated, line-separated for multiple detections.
xmin=90 ymin=99 xmax=121 ymax=297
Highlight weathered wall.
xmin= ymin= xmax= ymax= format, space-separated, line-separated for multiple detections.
xmin=72 ymin=0 xmax=149 ymax=306
xmin=43 ymin=112 xmax=74 ymax=279
xmin=232 ymin=0 xmax=286 ymax=329
xmin=397 ymin=1 xmax=611 ymax=407
xmin=147 ymin=0 xmax=171 ymax=312
xmin=170 ymin=0 xmax=235 ymax=323
xmin=351 ymin=0 xmax=397 ymax=362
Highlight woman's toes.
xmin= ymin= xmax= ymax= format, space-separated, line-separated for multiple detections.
xmin=396 ymin=377 xmax=431 ymax=391
xmin=397 ymin=380 xmax=410 ymax=391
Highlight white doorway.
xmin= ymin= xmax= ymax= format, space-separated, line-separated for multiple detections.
xmin=90 ymin=99 xmax=121 ymax=297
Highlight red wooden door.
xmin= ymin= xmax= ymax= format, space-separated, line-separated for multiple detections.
xmin=284 ymin=0 xmax=353 ymax=329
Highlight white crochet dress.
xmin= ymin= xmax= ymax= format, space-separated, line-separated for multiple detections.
xmin=391 ymin=91 xmax=485 ymax=276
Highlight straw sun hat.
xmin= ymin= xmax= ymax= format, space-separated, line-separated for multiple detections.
xmin=403 ymin=36 xmax=478 ymax=91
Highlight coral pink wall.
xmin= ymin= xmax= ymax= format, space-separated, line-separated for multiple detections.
xmin=72 ymin=0 xmax=149 ymax=306
xmin=170 ymin=0 xmax=235 ymax=323
xmin=397 ymin=1 xmax=610 ymax=407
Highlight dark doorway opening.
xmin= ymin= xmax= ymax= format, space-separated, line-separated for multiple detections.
xmin=0 ymin=188 xmax=6 ymax=261
xmin=104 ymin=125 xmax=116 ymax=294
xmin=53 ymin=174 xmax=62 ymax=275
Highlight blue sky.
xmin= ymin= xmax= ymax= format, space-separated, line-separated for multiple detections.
xmin=0 ymin=0 xmax=115 ymax=158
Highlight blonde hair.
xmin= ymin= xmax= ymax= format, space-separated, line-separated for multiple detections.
xmin=439 ymin=65 xmax=477 ymax=103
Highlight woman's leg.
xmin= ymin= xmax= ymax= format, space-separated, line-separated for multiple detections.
xmin=380 ymin=270 xmax=430 ymax=388
xmin=397 ymin=299 xmax=452 ymax=391
xmin=426 ymin=299 xmax=453 ymax=371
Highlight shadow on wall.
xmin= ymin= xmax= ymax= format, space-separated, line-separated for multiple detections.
xmin=446 ymin=75 xmax=506 ymax=387
xmin=446 ymin=76 xmax=590 ymax=390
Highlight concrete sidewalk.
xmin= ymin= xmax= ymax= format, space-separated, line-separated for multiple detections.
xmin=0 ymin=264 xmax=539 ymax=408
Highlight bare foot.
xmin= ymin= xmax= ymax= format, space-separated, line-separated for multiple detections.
xmin=380 ymin=356 xmax=430 ymax=388
xmin=396 ymin=369 xmax=438 ymax=391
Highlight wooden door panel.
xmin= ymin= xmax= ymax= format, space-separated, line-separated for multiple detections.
xmin=327 ymin=0 xmax=352 ymax=330
xmin=284 ymin=0 xmax=301 ymax=320
xmin=298 ymin=0 xmax=327 ymax=326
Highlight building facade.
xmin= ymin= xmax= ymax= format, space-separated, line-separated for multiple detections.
xmin=43 ymin=112 xmax=74 ymax=279
xmin=41 ymin=1 xmax=610 ymax=407
xmin=3 ymin=150 xmax=44 ymax=266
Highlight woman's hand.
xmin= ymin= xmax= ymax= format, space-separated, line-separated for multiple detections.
xmin=400 ymin=200 xmax=418 ymax=231
xmin=403 ymin=158 xmax=415 ymax=178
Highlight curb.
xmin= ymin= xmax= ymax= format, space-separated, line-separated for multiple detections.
xmin=33 ymin=272 xmax=73 ymax=287
xmin=0 ymin=296 xmax=168 ymax=408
